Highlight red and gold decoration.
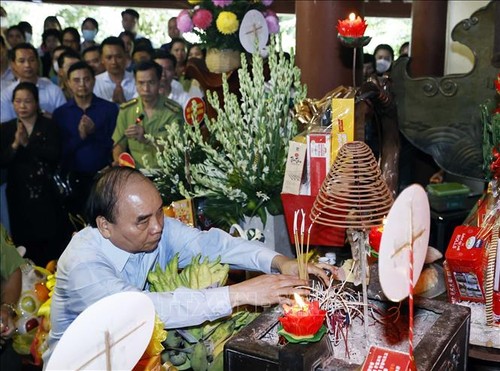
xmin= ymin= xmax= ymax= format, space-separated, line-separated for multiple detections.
xmin=278 ymin=293 xmax=326 ymax=343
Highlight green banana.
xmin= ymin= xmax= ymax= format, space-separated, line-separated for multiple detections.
xmin=208 ymin=351 xmax=223 ymax=371
xmin=201 ymin=320 xmax=223 ymax=339
xmin=197 ymin=261 xmax=212 ymax=289
xmin=190 ymin=341 xmax=209 ymax=371
xmin=207 ymin=319 xmax=235 ymax=352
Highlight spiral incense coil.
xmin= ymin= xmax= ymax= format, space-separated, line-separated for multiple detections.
xmin=310 ymin=141 xmax=393 ymax=229
xmin=485 ymin=223 xmax=499 ymax=327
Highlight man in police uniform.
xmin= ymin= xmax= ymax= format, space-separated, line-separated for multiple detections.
xmin=112 ymin=60 xmax=183 ymax=169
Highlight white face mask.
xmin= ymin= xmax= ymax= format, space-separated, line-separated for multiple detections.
xmin=82 ymin=29 xmax=97 ymax=42
xmin=53 ymin=60 xmax=60 ymax=73
xmin=376 ymin=59 xmax=391 ymax=74
xmin=25 ymin=32 xmax=32 ymax=44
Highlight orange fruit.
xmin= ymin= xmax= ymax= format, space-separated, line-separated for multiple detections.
xmin=45 ymin=260 xmax=57 ymax=273
xmin=34 ymin=283 xmax=50 ymax=302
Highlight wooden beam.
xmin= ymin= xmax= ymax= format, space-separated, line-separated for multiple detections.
xmin=41 ymin=1 xmax=411 ymax=17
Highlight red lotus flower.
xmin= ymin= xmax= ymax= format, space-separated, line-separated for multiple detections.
xmin=279 ymin=299 xmax=326 ymax=337
xmin=193 ymin=9 xmax=213 ymax=30
xmin=495 ymin=73 xmax=500 ymax=94
xmin=336 ymin=13 xmax=367 ymax=38
xmin=369 ymin=225 xmax=384 ymax=253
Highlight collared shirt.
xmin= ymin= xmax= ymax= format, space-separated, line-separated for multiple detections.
xmin=93 ymin=70 xmax=138 ymax=103
xmin=52 ymin=94 xmax=119 ymax=174
xmin=112 ymin=95 xmax=183 ymax=168
xmin=0 ymin=67 xmax=16 ymax=90
xmin=44 ymin=217 xmax=278 ymax=362
xmin=0 ymin=77 xmax=66 ymax=123
xmin=169 ymin=80 xmax=191 ymax=109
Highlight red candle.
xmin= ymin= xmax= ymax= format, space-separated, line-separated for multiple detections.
xmin=369 ymin=218 xmax=386 ymax=253
xmin=279 ymin=294 xmax=326 ymax=338
xmin=337 ymin=13 xmax=368 ymax=38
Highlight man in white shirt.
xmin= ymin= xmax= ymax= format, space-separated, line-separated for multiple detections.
xmin=0 ymin=43 xmax=66 ymax=123
xmin=93 ymin=37 xmax=137 ymax=104
xmin=153 ymin=49 xmax=190 ymax=108
xmin=0 ymin=35 xmax=15 ymax=90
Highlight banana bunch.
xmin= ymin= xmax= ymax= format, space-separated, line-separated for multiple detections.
xmin=161 ymin=310 xmax=260 ymax=371
xmin=37 ymin=272 xmax=56 ymax=319
xmin=148 ymin=253 xmax=229 ymax=292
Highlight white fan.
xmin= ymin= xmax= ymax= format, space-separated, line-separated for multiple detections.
xmin=239 ymin=10 xmax=269 ymax=55
xmin=46 ymin=291 xmax=155 ymax=370
xmin=378 ymin=184 xmax=431 ymax=302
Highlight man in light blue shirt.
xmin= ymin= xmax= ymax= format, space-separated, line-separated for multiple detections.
xmin=44 ymin=167 xmax=335 ymax=362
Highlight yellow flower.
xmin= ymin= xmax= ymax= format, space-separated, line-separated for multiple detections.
xmin=216 ymin=11 xmax=239 ymax=35
xmin=188 ymin=0 xmax=202 ymax=4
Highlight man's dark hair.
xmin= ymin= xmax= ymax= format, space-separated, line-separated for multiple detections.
xmin=134 ymin=38 xmax=153 ymax=50
xmin=6 ymin=25 xmax=25 ymax=39
xmin=18 ymin=21 xmax=33 ymax=34
xmin=133 ymin=60 xmax=162 ymax=80
xmin=86 ymin=167 xmax=146 ymax=227
xmin=132 ymin=44 xmax=154 ymax=59
xmin=170 ymin=37 xmax=186 ymax=48
xmin=42 ymin=28 xmax=62 ymax=44
xmin=12 ymin=81 xmax=39 ymax=104
xmin=100 ymin=36 xmax=125 ymax=52
xmin=121 ymin=8 xmax=140 ymax=20
xmin=153 ymin=49 xmax=176 ymax=69
xmin=82 ymin=17 xmax=99 ymax=31
xmin=10 ymin=43 xmax=38 ymax=62
xmin=57 ymin=49 xmax=81 ymax=69
xmin=62 ymin=27 xmax=81 ymax=43
xmin=67 ymin=61 xmax=95 ymax=79
xmin=82 ymin=45 xmax=101 ymax=58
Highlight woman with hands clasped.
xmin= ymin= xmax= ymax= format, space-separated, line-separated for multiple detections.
xmin=0 ymin=82 xmax=68 ymax=267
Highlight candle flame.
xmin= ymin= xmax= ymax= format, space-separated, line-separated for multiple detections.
xmin=293 ymin=293 xmax=308 ymax=309
xmin=349 ymin=13 xmax=356 ymax=21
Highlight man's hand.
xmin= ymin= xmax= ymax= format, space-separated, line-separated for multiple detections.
xmin=112 ymin=83 xmax=126 ymax=104
xmin=78 ymin=114 xmax=96 ymax=140
xmin=124 ymin=124 xmax=147 ymax=143
xmin=228 ymin=274 xmax=308 ymax=308
xmin=271 ymin=255 xmax=343 ymax=286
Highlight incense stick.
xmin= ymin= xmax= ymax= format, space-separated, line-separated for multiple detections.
xmin=293 ymin=209 xmax=311 ymax=280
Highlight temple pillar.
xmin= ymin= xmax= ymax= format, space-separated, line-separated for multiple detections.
xmin=295 ymin=0 xmax=364 ymax=99
xmin=410 ymin=0 xmax=448 ymax=77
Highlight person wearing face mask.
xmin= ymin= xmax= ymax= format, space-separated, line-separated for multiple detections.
xmin=373 ymin=44 xmax=394 ymax=76
xmin=81 ymin=17 xmax=99 ymax=52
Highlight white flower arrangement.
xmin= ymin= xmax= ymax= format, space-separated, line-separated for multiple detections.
xmin=150 ymin=37 xmax=306 ymax=228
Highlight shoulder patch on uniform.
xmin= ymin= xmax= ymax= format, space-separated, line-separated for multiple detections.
xmin=120 ymin=98 xmax=139 ymax=109
xmin=163 ymin=98 xmax=182 ymax=113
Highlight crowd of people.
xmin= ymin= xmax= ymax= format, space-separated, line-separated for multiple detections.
xmin=0 ymin=7 xmax=205 ymax=268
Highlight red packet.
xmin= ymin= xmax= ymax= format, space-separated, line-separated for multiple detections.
xmin=361 ymin=346 xmax=412 ymax=371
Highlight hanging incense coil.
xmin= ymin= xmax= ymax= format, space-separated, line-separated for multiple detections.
xmin=310 ymin=141 xmax=393 ymax=229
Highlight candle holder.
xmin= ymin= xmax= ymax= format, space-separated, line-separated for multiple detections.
xmin=278 ymin=295 xmax=327 ymax=344
xmin=337 ymin=13 xmax=372 ymax=87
